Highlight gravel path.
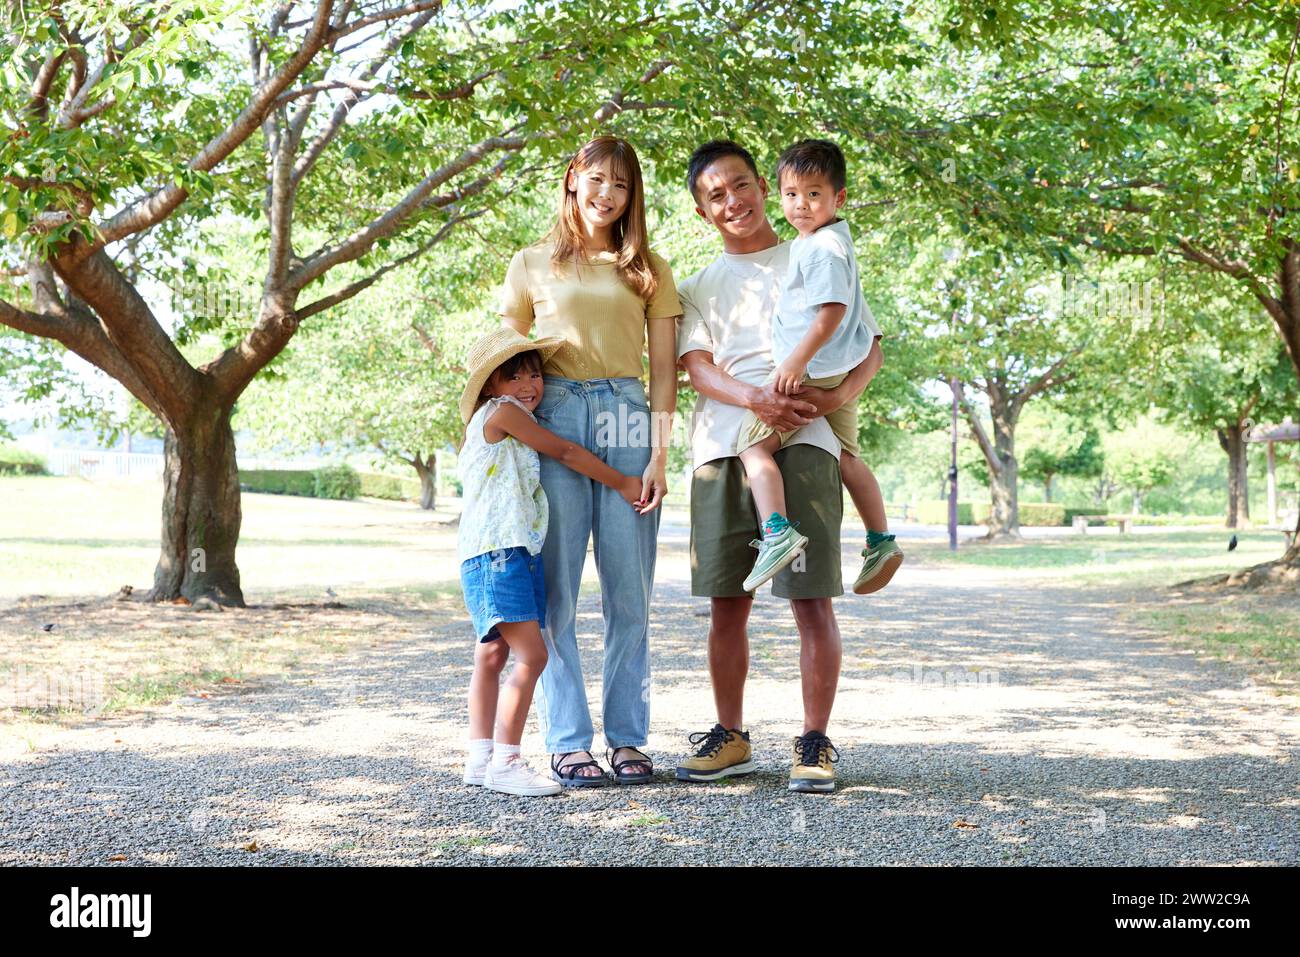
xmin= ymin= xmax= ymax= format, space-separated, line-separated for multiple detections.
xmin=3 ymin=524 xmax=1298 ymax=866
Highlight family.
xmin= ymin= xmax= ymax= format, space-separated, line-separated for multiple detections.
xmin=456 ymin=135 xmax=905 ymax=797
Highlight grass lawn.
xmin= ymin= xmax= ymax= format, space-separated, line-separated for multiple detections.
xmin=904 ymin=528 xmax=1288 ymax=588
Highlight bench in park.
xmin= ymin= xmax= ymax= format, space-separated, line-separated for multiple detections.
xmin=1072 ymin=514 xmax=1133 ymax=534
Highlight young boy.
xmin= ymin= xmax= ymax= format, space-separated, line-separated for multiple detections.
xmin=735 ymin=139 xmax=902 ymax=595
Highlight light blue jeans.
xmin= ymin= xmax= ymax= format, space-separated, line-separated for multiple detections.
xmin=532 ymin=375 xmax=660 ymax=754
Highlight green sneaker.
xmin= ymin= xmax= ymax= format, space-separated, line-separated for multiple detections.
xmin=742 ymin=514 xmax=810 ymax=593
xmin=853 ymin=537 xmax=903 ymax=594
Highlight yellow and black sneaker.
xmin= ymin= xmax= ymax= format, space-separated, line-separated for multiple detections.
xmin=675 ymin=723 xmax=756 ymax=782
xmin=789 ymin=730 xmax=839 ymax=793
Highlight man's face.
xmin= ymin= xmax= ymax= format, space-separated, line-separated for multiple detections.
xmin=779 ymin=170 xmax=845 ymax=236
xmin=693 ymin=155 xmax=769 ymax=241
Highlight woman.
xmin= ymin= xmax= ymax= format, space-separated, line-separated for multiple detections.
xmin=499 ymin=136 xmax=680 ymax=786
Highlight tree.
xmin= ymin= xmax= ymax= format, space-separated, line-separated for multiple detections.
xmin=1018 ymin=404 xmax=1102 ymax=502
xmin=2 ymin=0 xmax=900 ymax=605
xmin=895 ymin=1 xmax=1300 ymax=570
xmin=1102 ymin=415 xmax=1185 ymax=515
xmin=236 ymin=258 xmax=479 ymax=510
xmin=1148 ymin=279 xmax=1298 ymax=527
xmin=913 ymin=244 xmax=1127 ymax=538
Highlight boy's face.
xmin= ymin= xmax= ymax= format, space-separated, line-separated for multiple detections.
xmin=486 ymin=361 xmax=543 ymax=413
xmin=779 ymin=170 xmax=846 ymax=237
xmin=693 ymin=154 xmax=770 ymax=242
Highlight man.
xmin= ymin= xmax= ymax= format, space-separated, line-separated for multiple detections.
xmin=673 ymin=140 xmax=883 ymax=792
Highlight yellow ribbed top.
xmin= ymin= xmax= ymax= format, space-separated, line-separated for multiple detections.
xmin=498 ymin=241 xmax=682 ymax=380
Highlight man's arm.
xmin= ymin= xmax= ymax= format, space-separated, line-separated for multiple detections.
xmin=680 ymin=348 xmax=818 ymax=433
xmin=795 ymin=337 xmax=883 ymax=418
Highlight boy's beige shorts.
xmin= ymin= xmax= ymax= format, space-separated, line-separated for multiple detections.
xmin=734 ymin=370 xmax=861 ymax=459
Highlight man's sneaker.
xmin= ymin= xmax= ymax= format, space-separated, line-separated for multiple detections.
xmin=483 ymin=755 xmax=563 ymax=797
xmin=675 ymin=723 xmax=756 ymax=782
xmin=742 ymin=514 xmax=810 ymax=593
xmin=853 ymin=537 xmax=904 ymax=594
xmin=789 ymin=731 xmax=839 ymax=793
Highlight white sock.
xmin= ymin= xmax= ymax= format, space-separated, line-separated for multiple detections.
xmin=467 ymin=738 xmax=493 ymax=768
xmin=491 ymin=742 xmax=521 ymax=768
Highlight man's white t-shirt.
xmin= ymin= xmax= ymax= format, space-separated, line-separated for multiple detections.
xmin=676 ymin=240 xmax=841 ymax=471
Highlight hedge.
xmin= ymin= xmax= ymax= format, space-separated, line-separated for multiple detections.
xmin=0 ymin=444 xmax=48 ymax=476
xmin=974 ymin=502 xmax=1066 ymax=526
xmin=914 ymin=500 xmax=974 ymax=525
xmin=358 ymin=472 xmax=422 ymax=501
xmin=239 ymin=466 xmax=359 ymax=500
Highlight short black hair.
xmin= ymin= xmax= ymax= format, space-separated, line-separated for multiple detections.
xmin=775 ymin=139 xmax=847 ymax=193
xmin=492 ymin=349 xmax=542 ymax=382
xmin=686 ymin=140 xmax=762 ymax=201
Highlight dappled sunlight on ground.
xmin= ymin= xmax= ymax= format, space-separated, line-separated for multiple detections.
xmin=2 ymin=480 xmax=1298 ymax=865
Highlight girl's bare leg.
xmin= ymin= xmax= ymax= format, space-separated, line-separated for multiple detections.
xmin=492 ymin=620 xmax=549 ymax=745
xmin=468 ymin=637 xmax=509 ymax=740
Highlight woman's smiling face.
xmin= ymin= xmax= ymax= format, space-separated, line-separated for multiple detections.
xmin=568 ymin=159 xmax=630 ymax=232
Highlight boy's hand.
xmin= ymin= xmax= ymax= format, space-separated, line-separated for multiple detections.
xmin=774 ymin=360 xmax=806 ymax=396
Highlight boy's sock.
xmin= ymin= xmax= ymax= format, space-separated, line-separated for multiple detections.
xmin=867 ymin=529 xmax=895 ymax=549
xmin=763 ymin=512 xmax=791 ymax=537
xmin=467 ymin=738 xmax=493 ymax=770
xmin=490 ymin=742 xmax=522 ymax=768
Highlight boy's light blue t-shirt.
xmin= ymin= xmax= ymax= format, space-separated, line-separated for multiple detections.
xmin=772 ymin=218 xmax=881 ymax=378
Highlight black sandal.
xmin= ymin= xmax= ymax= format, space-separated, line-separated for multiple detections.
xmin=550 ymin=751 xmax=608 ymax=788
xmin=607 ymin=747 xmax=654 ymax=785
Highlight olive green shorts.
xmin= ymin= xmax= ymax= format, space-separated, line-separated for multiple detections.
xmin=689 ymin=443 xmax=844 ymax=599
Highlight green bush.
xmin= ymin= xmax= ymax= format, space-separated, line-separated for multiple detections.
xmin=240 ymin=466 xmax=360 ymax=499
xmin=239 ymin=469 xmax=317 ymax=496
xmin=358 ymin=472 xmax=422 ymax=501
xmin=0 ymin=444 xmax=48 ymax=476
xmin=312 ymin=465 xmax=360 ymax=500
xmin=914 ymin=500 xmax=974 ymax=524
xmin=973 ymin=502 xmax=1066 ymax=526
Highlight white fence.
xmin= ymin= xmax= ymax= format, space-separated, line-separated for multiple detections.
xmin=46 ymin=449 xmax=164 ymax=480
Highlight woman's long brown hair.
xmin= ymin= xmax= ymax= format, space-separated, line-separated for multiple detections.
xmin=547 ymin=136 xmax=659 ymax=302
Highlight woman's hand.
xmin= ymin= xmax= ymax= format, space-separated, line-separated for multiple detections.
xmin=638 ymin=456 xmax=668 ymax=514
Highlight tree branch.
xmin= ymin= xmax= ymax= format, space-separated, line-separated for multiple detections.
xmin=291 ymin=6 xmax=440 ymax=186
xmin=952 ymin=379 xmax=1001 ymax=476
xmin=289 ymin=132 xmax=524 ymax=290
xmin=85 ymin=0 xmax=339 ymax=256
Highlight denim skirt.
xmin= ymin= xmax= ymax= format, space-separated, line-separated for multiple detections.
xmin=459 ymin=546 xmax=547 ymax=642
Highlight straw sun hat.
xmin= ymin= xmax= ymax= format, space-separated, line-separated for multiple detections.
xmin=459 ymin=327 xmax=567 ymax=425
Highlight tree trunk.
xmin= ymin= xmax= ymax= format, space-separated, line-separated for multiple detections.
xmin=152 ymin=403 xmax=244 ymax=606
xmin=412 ymin=452 xmax=436 ymax=510
xmin=1216 ymin=425 xmax=1250 ymax=529
xmin=1043 ymin=473 xmax=1054 ymax=503
xmin=987 ymin=411 xmax=1020 ymax=537
xmin=1132 ymin=490 xmax=1143 ymax=515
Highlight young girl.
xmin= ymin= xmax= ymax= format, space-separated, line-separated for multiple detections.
xmin=458 ymin=327 xmax=647 ymax=796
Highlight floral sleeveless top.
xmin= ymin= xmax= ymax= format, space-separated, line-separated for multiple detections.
xmin=457 ymin=395 xmax=548 ymax=562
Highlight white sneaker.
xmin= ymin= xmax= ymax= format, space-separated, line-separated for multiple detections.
xmin=463 ymin=763 xmax=488 ymax=786
xmin=483 ymin=756 xmax=563 ymax=797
